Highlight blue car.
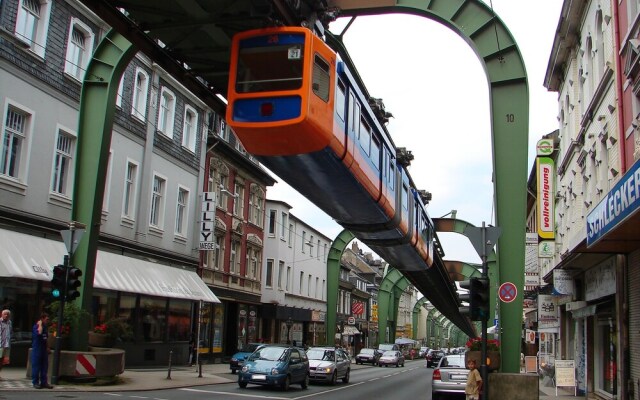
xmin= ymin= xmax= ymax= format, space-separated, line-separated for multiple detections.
xmin=238 ymin=344 xmax=309 ymax=390
xmin=230 ymin=343 xmax=263 ymax=374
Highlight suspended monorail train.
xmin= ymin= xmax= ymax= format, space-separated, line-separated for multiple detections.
xmin=225 ymin=26 xmax=461 ymax=319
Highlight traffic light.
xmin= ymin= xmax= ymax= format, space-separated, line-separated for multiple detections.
xmin=459 ymin=277 xmax=490 ymax=321
xmin=51 ymin=264 xmax=66 ymax=299
xmin=65 ymin=267 xmax=82 ymax=301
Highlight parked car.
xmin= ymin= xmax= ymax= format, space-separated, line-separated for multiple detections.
xmin=377 ymin=350 xmax=405 ymax=367
xmin=431 ymin=354 xmax=469 ymax=400
xmin=378 ymin=343 xmax=400 ymax=353
xmin=419 ymin=346 xmax=429 ymax=358
xmin=306 ymin=346 xmax=351 ymax=384
xmin=238 ymin=344 xmax=309 ymax=390
xmin=230 ymin=343 xmax=263 ymax=374
xmin=355 ymin=348 xmax=380 ymax=365
xmin=426 ymin=349 xmax=445 ymax=368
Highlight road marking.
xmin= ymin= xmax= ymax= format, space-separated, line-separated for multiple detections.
xmin=181 ymin=388 xmax=288 ymax=399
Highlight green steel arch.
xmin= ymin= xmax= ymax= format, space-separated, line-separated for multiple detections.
xmin=412 ymin=297 xmax=429 ymax=339
xmin=332 ymin=2 xmax=528 ymax=372
xmin=69 ymin=29 xmax=137 ymax=349
xmin=378 ymin=266 xmax=410 ymax=344
xmin=326 ymin=229 xmax=357 ymax=345
xmin=74 ymin=0 xmax=528 ymax=373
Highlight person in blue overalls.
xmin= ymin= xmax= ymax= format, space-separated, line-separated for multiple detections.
xmin=31 ymin=312 xmax=53 ymax=389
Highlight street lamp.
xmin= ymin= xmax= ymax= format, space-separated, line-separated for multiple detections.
xmin=285 ymin=316 xmax=293 ymax=345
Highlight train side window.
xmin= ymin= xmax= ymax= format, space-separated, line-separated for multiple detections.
xmin=359 ymin=118 xmax=371 ymax=156
xmin=336 ymin=79 xmax=346 ymax=121
xmin=350 ymin=96 xmax=360 ymax=138
xmin=371 ymin=134 xmax=380 ymax=170
xmin=402 ymin=184 xmax=409 ymax=210
xmin=389 ymin=158 xmax=395 ymax=191
xmin=312 ymin=54 xmax=330 ymax=102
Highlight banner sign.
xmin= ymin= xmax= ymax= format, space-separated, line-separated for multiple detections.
xmin=537 ymin=157 xmax=555 ymax=239
xmin=199 ymin=192 xmax=216 ymax=250
xmin=538 ymin=294 xmax=558 ymax=322
xmin=587 ymin=158 xmax=640 ymax=247
xmin=553 ymin=269 xmax=574 ymax=296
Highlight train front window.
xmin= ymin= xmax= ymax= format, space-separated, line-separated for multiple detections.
xmin=236 ymin=34 xmax=304 ymax=93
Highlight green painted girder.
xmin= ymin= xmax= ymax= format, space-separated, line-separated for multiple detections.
xmin=443 ymin=260 xmax=482 ymax=281
xmin=412 ymin=297 xmax=428 ymax=339
xmin=70 ymin=30 xmax=137 ymax=350
xmin=378 ymin=267 xmax=410 ymax=343
xmin=326 ymin=230 xmax=356 ymax=345
xmin=333 ymin=0 xmax=528 ymax=373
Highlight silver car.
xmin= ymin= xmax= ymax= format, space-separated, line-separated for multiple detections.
xmin=306 ymin=347 xmax=351 ymax=384
xmin=431 ymin=354 xmax=469 ymax=400
xmin=377 ymin=350 xmax=405 ymax=367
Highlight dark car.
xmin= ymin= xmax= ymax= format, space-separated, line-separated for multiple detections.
xmin=355 ymin=348 xmax=380 ymax=365
xmin=230 ymin=343 xmax=263 ymax=374
xmin=238 ymin=344 xmax=309 ymax=390
xmin=431 ymin=354 xmax=469 ymax=400
xmin=426 ymin=349 xmax=445 ymax=368
xmin=306 ymin=346 xmax=351 ymax=384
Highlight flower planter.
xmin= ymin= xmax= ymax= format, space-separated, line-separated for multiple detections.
xmin=88 ymin=332 xmax=115 ymax=348
xmin=47 ymin=335 xmax=69 ymax=350
xmin=465 ymin=350 xmax=500 ymax=371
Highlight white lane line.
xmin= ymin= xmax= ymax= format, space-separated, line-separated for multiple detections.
xmin=292 ymin=382 xmax=365 ymax=400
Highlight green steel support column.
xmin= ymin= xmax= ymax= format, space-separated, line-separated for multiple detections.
xmin=326 ymin=230 xmax=356 ymax=346
xmin=412 ymin=297 xmax=428 ymax=339
xmin=426 ymin=308 xmax=440 ymax=347
xmin=70 ymin=30 xmax=136 ymax=350
xmin=335 ymin=0 xmax=528 ymax=373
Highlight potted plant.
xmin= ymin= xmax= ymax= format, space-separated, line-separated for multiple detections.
xmin=46 ymin=301 xmax=89 ymax=348
xmin=464 ymin=337 xmax=500 ymax=371
xmin=88 ymin=317 xmax=133 ymax=347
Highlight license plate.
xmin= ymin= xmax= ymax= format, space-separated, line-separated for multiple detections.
xmin=252 ymin=374 xmax=267 ymax=380
xmin=450 ymin=374 xmax=466 ymax=380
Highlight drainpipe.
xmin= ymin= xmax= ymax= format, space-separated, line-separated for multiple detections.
xmin=612 ymin=0 xmax=628 ymax=174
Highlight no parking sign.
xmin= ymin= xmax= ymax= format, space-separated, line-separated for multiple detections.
xmin=498 ymin=282 xmax=517 ymax=303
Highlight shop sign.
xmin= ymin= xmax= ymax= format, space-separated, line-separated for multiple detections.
xmin=199 ymin=192 xmax=216 ymax=250
xmin=536 ymin=157 xmax=555 ymax=239
xmin=552 ymin=269 xmax=574 ymax=296
xmin=585 ymin=257 xmax=616 ymax=301
xmin=538 ymin=241 xmax=555 ymax=258
xmin=587 ymin=158 xmax=640 ymax=247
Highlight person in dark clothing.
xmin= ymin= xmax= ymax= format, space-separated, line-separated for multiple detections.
xmin=31 ymin=313 xmax=53 ymax=389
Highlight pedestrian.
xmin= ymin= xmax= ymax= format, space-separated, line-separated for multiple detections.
xmin=0 ymin=309 xmax=12 ymax=378
xmin=188 ymin=333 xmax=196 ymax=366
xmin=31 ymin=312 xmax=53 ymax=389
xmin=465 ymin=359 xmax=482 ymax=400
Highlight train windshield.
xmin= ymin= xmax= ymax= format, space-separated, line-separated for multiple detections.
xmin=235 ymin=33 xmax=305 ymax=93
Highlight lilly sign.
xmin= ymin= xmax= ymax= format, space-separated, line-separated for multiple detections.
xmin=587 ymin=159 xmax=640 ymax=246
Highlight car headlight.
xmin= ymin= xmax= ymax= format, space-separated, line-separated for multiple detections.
xmin=241 ymin=365 xmax=250 ymax=373
xmin=323 ymin=367 xmax=333 ymax=373
xmin=231 ymin=357 xmax=238 ymax=362
xmin=270 ymin=367 xmax=280 ymax=375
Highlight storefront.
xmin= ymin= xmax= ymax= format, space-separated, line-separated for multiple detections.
xmin=0 ymin=228 xmax=220 ymax=366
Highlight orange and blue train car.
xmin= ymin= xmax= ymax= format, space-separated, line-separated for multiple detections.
xmin=226 ymin=26 xmax=437 ymax=274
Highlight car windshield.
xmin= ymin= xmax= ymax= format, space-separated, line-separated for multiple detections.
xmin=307 ymin=349 xmax=335 ymax=361
xmin=382 ymin=351 xmax=397 ymax=357
xmin=250 ymin=346 xmax=287 ymax=361
xmin=241 ymin=343 xmax=261 ymax=352
xmin=440 ymin=356 xmax=466 ymax=368
xmin=360 ymin=349 xmax=374 ymax=355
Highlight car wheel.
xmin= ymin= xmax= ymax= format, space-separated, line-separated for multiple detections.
xmin=342 ymin=369 xmax=350 ymax=383
xmin=432 ymin=392 xmax=439 ymax=400
xmin=281 ymin=376 xmax=290 ymax=391
xmin=301 ymin=373 xmax=309 ymax=389
xmin=331 ymin=371 xmax=338 ymax=385
xmin=378 ymin=363 xmax=382 ymax=367
xmin=238 ymin=382 xmax=247 ymax=388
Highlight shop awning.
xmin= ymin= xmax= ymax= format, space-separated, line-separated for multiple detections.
xmin=0 ymin=228 xmax=66 ymax=281
xmin=342 ymin=325 xmax=360 ymax=335
xmin=0 ymin=228 xmax=219 ymax=303
xmin=95 ymin=251 xmax=220 ymax=303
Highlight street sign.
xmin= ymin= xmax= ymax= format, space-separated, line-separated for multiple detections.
xmin=60 ymin=229 xmax=85 ymax=254
xmin=464 ymin=225 xmax=501 ymax=258
xmin=498 ymin=282 xmax=518 ymax=303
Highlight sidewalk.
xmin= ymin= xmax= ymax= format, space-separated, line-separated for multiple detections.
xmin=0 ymin=363 xmax=236 ymax=392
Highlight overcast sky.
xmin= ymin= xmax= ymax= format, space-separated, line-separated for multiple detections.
xmin=265 ymin=0 xmax=563 ymax=263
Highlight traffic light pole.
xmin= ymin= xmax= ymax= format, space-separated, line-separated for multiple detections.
xmin=478 ymin=224 xmax=490 ymax=400
xmin=51 ymin=254 xmax=69 ymax=385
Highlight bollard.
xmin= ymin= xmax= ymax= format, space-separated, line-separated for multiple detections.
xmin=166 ymin=350 xmax=172 ymax=380
xmin=198 ymin=357 xmax=203 ymax=378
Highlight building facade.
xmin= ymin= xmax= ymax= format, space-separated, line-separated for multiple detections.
xmin=0 ymin=0 xmax=221 ymax=366
xmin=543 ymin=0 xmax=640 ymax=397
